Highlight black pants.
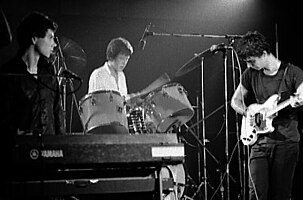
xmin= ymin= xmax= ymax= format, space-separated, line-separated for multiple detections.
xmin=249 ymin=141 xmax=299 ymax=200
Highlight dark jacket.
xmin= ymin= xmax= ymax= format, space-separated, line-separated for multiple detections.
xmin=0 ymin=54 xmax=65 ymax=136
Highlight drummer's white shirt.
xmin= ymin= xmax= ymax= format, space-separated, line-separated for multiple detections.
xmin=88 ymin=62 xmax=128 ymax=97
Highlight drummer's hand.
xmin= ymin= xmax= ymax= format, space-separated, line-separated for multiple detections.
xmin=126 ymin=92 xmax=144 ymax=106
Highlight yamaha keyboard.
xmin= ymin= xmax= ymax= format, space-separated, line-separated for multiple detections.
xmin=9 ymin=133 xmax=184 ymax=199
xmin=12 ymin=133 xmax=184 ymax=169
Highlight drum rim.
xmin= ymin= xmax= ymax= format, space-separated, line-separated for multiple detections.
xmin=162 ymin=82 xmax=181 ymax=88
xmin=156 ymin=82 xmax=181 ymax=91
xmin=162 ymin=163 xmax=188 ymax=199
xmin=79 ymin=90 xmax=122 ymax=104
xmin=146 ymin=82 xmax=185 ymax=100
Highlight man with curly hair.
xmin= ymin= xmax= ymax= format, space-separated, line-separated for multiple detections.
xmin=231 ymin=30 xmax=303 ymax=200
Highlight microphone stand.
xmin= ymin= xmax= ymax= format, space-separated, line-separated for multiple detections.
xmin=218 ymin=37 xmax=241 ymax=200
xmin=200 ymin=57 xmax=208 ymax=200
xmin=185 ymin=57 xmax=209 ymax=200
xmin=55 ymin=41 xmax=67 ymax=131
xmin=56 ymin=37 xmax=84 ymax=133
xmin=183 ymin=123 xmax=236 ymax=199
xmin=185 ymin=54 xmax=208 ymax=200
xmin=195 ymin=93 xmax=202 ymax=188
xmin=230 ymin=41 xmax=246 ymax=200
xmin=222 ymin=45 xmax=230 ymax=200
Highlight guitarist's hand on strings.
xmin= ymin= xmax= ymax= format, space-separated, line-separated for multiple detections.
xmin=290 ymin=94 xmax=303 ymax=108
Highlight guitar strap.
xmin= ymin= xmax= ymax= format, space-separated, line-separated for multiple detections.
xmin=277 ymin=66 xmax=289 ymax=97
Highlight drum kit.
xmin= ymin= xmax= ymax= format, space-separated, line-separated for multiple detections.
xmin=75 ymin=52 xmax=208 ymax=200
xmin=62 ymin=33 xmax=234 ymax=200
xmin=78 ymin=73 xmax=195 ymax=135
xmin=77 ymin=47 xmax=216 ymax=135
xmin=54 ymin=36 xmax=210 ymax=138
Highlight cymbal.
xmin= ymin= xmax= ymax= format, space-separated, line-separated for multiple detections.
xmin=0 ymin=8 xmax=12 ymax=48
xmin=57 ymin=36 xmax=87 ymax=70
xmin=175 ymin=48 xmax=213 ymax=77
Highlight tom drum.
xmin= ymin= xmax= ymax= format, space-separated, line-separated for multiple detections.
xmin=79 ymin=90 xmax=127 ymax=133
xmin=145 ymin=83 xmax=194 ymax=133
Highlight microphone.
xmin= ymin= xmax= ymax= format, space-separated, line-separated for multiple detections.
xmin=210 ymin=43 xmax=232 ymax=53
xmin=138 ymin=23 xmax=152 ymax=50
xmin=60 ymin=69 xmax=82 ymax=81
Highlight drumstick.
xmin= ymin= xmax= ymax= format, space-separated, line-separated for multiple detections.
xmin=139 ymin=72 xmax=171 ymax=96
xmin=126 ymin=73 xmax=171 ymax=105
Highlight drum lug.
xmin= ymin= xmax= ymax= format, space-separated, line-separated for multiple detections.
xmin=91 ymin=97 xmax=96 ymax=106
xmin=116 ymin=106 xmax=123 ymax=113
xmin=162 ymin=90 xmax=168 ymax=97
xmin=150 ymin=101 xmax=156 ymax=108
xmin=178 ymin=87 xmax=183 ymax=94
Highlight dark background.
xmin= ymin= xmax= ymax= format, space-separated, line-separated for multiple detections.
xmin=1 ymin=0 xmax=302 ymax=199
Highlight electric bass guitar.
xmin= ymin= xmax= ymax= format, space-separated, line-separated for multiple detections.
xmin=240 ymin=94 xmax=294 ymax=146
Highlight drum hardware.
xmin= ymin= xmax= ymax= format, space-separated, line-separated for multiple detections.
xmin=178 ymin=52 xmax=209 ymax=200
xmin=182 ymin=123 xmax=236 ymax=200
xmin=210 ymin=38 xmax=242 ymax=200
xmin=126 ymin=82 xmax=194 ymax=134
xmin=216 ymin=168 xmax=225 ymax=200
xmin=169 ymin=109 xmax=194 ymax=118
xmin=109 ymin=93 xmax=113 ymax=102
xmin=91 ymin=97 xmax=96 ymax=106
xmin=175 ymin=36 xmax=242 ymax=200
xmin=178 ymin=86 xmax=184 ymax=94
xmin=165 ymin=109 xmax=195 ymax=133
xmin=161 ymin=119 xmax=181 ymax=133
xmin=162 ymin=89 xmax=168 ymax=97
xmin=149 ymin=100 xmax=156 ymax=108
xmin=54 ymin=36 xmax=86 ymax=134
xmin=138 ymin=33 xmax=243 ymax=200
xmin=116 ymin=106 xmax=123 ymax=113
xmin=176 ymin=50 xmax=217 ymax=200
xmin=127 ymin=106 xmax=148 ymax=134
xmin=183 ymin=195 xmax=194 ymax=200
xmin=134 ymin=29 xmax=244 ymax=199
xmin=78 ymin=106 xmax=83 ymax=115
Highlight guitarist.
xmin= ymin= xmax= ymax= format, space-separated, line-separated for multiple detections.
xmin=231 ymin=31 xmax=303 ymax=200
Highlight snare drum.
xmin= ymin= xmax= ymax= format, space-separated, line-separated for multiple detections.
xmin=145 ymin=83 xmax=194 ymax=133
xmin=79 ymin=90 xmax=128 ymax=133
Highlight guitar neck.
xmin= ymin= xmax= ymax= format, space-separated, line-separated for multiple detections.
xmin=267 ymin=98 xmax=291 ymax=117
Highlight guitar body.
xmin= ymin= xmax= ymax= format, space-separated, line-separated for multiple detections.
xmin=241 ymin=94 xmax=280 ymax=146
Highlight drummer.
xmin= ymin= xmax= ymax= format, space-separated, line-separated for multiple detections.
xmin=88 ymin=37 xmax=140 ymax=134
